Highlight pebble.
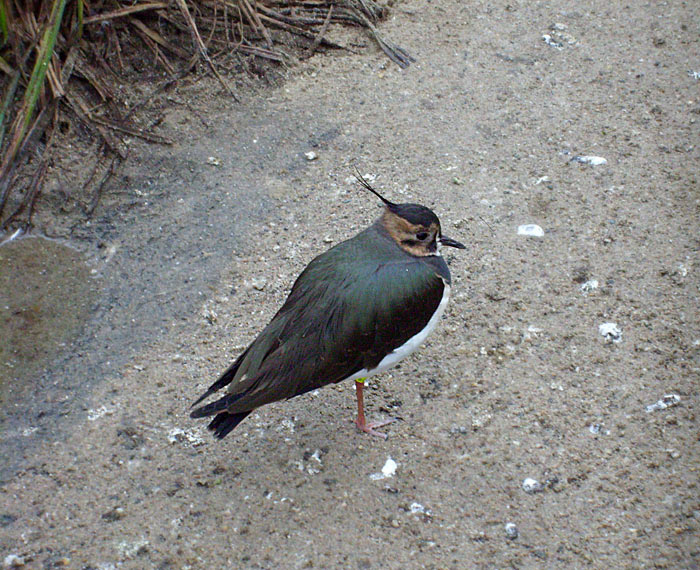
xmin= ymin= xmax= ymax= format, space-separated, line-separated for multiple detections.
xmin=522 ymin=478 xmax=544 ymax=493
xmin=304 ymin=151 xmax=318 ymax=161
xmin=505 ymin=522 xmax=519 ymax=539
xmin=203 ymin=308 xmax=218 ymax=324
xmin=589 ymin=423 xmax=610 ymax=435
xmin=167 ymin=427 xmax=205 ymax=446
xmin=599 ymin=322 xmax=622 ymax=343
xmin=410 ymin=502 xmax=430 ymax=515
xmin=542 ymin=34 xmax=564 ymax=49
xmin=3 ymin=555 xmax=24 ymax=568
xmin=370 ymin=457 xmax=397 ymax=480
xmin=102 ymin=506 xmax=126 ymax=522
xmin=645 ymin=394 xmax=681 ymax=413
xmin=251 ymin=277 xmax=267 ymax=291
xmin=580 ymin=279 xmax=599 ymax=293
xmin=572 ymin=155 xmax=607 ymax=166
xmin=517 ymin=224 xmax=544 ymax=237
xmin=87 ymin=406 xmax=114 ymax=421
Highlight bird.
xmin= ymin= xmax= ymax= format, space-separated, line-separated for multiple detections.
xmin=190 ymin=173 xmax=465 ymax=439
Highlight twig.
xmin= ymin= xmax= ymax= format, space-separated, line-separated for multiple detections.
xmin=64 ymin=90 xmax=127 ymax=158
xmin=348 ymin=6 xmax=415 ymax=68
xmin=130 ymin=17 xmax=190 ymax=60
xmin=0 ymin=102 xmax=57 ymax=230
xmin=45 ymin=53 xmax=65 ymax=98
xmin=0 ymin=104 xmax=50 ymax=222
xmin=205 ymin=0 xmax=218 ymax=49
xmin=74 ymin=58 xmax=116 ymax=102
xmin=131 ymin=21 xmax=177 ymax=75
xmin=59 ymin=45 xmax=79 ymax=85
xmin=88 ymin=152 xmax=121 ymax=215
xmin=107 ymin=19 xmax=125 ymax=73
xmin=0 ymin=70 xmax=21 ymax=148
xmin=90 ymin=116 xmax=173 ymax=145
xmin=174 ymin=0 xmax=238 ymax=100
xmin=232 ymin=43 xmax=285 ymax=62
xmin=123 ymin=78 xmax=179 ymax=120
xmin=83 ymin=2 xmax=168 ymax=25
xmin=304 ymin=4 xmax=332 ymax=59
xmin=22 ymin=159 xmax=48 ymax=230
xmin=0 ymin=160 xmax=48 ymax=231
xmin=239 ymin=0 xmax=273 ymax=50
xmin=253 ymin=10 xmax=349 ymax=51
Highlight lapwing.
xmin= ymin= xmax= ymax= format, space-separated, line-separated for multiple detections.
xmin=190 ymin=173 xmax=465 ymax=439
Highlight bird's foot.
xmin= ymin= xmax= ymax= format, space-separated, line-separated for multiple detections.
xmin=355 ymin=417 xmax=397 ymax=439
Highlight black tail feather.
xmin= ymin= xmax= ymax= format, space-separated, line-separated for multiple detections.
xmin=191 ymin=346 xmax=252 ymax=407
xmin=190 ymin=390 xmax=246 ymax=419
xmin=208 ymin=411 xmax=251 ymax=439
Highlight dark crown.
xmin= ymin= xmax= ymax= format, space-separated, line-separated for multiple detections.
xmin=387 ymin=202 xmax=440 ymax=227
xmin=354 ymin=169 xmax=441 ymax=227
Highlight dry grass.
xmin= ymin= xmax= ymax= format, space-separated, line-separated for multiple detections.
xmin=0 ymin=0 xmax=412 ymax=231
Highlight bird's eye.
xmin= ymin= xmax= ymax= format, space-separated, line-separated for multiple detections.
xmin=416 ymin=231 xmax=429 ymax=241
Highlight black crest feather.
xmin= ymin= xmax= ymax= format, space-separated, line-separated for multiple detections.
xmin=353 ymin=167 xmax=397 ymax=208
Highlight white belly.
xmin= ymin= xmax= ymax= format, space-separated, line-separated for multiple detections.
xmin=345 ymin=284 xmax=451 ymax=382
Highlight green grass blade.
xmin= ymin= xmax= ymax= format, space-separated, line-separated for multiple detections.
xmin=0 ymin=0 xmax=8 ymax=46
xmin=22 ymin=0 xmax=68 ymax=132
xmin=75 ymin=0 xmax=83 ymax=41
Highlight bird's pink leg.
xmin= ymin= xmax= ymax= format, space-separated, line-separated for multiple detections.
xmin=354 ymin=379 xmax=396 ymax=439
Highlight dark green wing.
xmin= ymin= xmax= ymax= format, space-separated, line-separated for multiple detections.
xmin=191 ymin=253 xmax=447 ymax=418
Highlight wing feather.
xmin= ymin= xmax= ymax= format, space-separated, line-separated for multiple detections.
xmin=191 ymin=258 xmax=444 ymax=417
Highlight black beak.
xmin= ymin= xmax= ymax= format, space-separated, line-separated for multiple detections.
xmin=440 ymin=235 xmax=466 ymax=249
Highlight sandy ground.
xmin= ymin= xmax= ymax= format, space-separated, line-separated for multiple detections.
xmin=1 ymin=0 xmax=699 ymax=568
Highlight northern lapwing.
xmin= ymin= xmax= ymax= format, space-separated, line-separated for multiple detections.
xmin=190 ymin=173 xmax=465 ymax=439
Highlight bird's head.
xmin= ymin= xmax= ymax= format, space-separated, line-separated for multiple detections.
xmin=355 ymin=171 xmax=466 ymax=257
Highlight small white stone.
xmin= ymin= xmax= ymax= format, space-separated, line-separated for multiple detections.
xmin=517 ymin=224 xmax=544 ymax=237
xmin=251 ymin=277 xmax=267 ymax=291
xmin=645 ymin=394 xmax=681 ymax=413
xmin=203 ymin=308 xmax=218 ymax=324
xmin=87 ymin=406 xmax=114 ymax=421
xmin=381 ymin=457 xmax=397 ymax=477
xmin=599 ymin=322 xmax=622 ymax=343
xmin=572 ymin=155 xmax=607 ymax=166
xmin=370 ymin=457 xmax=397 ymax=480
xmin=304 ymin=151 xmax=318 ymax=161
xmin=3 ymin=554 xmax=25 ymax=568
xmin=580 ymin=279 xmax=599 ymax=292
xmin=589 ymin=423 xmax=610 ymax=435
xmin=505 ymin=522 xmax=519 ymax=539
xmin=206 ymin=156 xmax=221 ymax=166
xmin=522 ymin=478 xmax=544 ymax=493
xmin=542 ymin=34 xmax=563 ymax=49
xmin=410 ymin=502 xmax=430 ymax=515
xmin=167 ymin=427 xmax=205 ymax=446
